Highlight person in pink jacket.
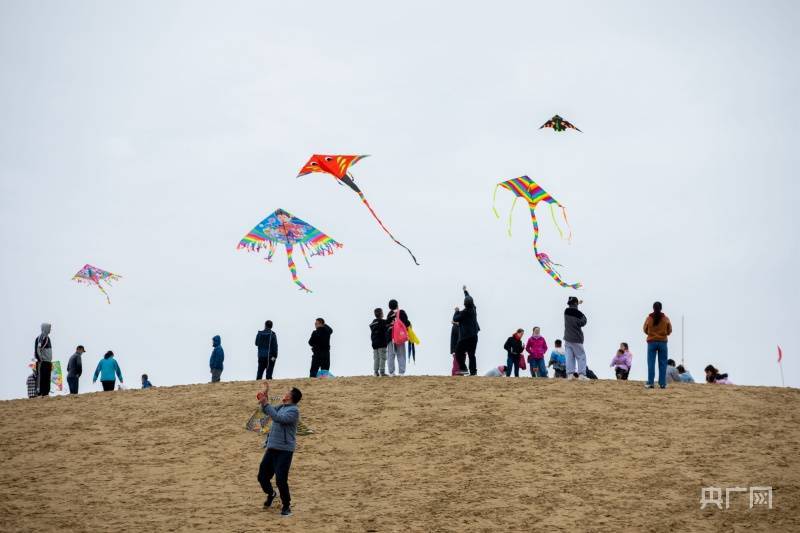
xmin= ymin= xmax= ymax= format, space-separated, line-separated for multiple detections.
xmin=610 ymin=348 xmax=632 ymax=380
xmin=526 ymin=327 xmax=549 ymax=378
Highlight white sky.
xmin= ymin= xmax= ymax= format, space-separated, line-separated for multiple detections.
xmin=1 ymin=1 xmax=798 ymax=399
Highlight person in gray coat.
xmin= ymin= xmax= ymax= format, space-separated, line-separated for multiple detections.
xmin=66 ymin=345 xmax=85 ymax=394
xmin=34 ymin=323 xmax=53 ymax=396
xmin=563 ymin=297 xmax=589 ymax=380
xmin=257 ymin=382 xmax=302 ymax=517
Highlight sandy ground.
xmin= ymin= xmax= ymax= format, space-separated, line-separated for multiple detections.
xmin=1 ymin=376 xmax=799 ymax=532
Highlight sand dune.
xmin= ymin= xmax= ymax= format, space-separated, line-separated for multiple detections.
xmin=1 ymin=377 xmax=799 ymax=532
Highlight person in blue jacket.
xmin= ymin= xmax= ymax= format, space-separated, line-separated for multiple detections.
xmin=210 ymin=335 xmax=224 ymax=383
xmin=93 ymin=351 xmax=123 ymax=391
xmin=257 ymin=381 xmax=302 ymax=517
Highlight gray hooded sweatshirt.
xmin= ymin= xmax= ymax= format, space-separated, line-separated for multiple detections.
xmin=262 ymin=403 xmax=300 ymax=452
xmin=35 ymin=323 xmax=53 ymax=362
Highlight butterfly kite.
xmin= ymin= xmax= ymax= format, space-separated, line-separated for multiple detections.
xmin=540 ymin=115 xmax=581 ymax=132
xmin=297 ymin=155 xmax=419 ymax=265
xmin=492 ymin=176 xmax=582 ymax=289
xmin=72 ymin=264 xmax=122 ymax=303
xmin=237 ymin=208 xmax=341 ymax=292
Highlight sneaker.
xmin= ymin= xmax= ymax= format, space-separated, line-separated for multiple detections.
xmin=281 ymin=508 xmax=292 ymax=517
xmin=644 ymin=383 xmax=654 ymax=389
xmin=380 ymin=373 xmax=387 ymax=377
xmin=264 ymin=492 xmax=277 ymax=508
xmin=567 ymin=374 xmax=576 ymax=380
xmin=578 ymin=375 xmax=590 ymax=381
xmin=659 ymin=385 xmax=666 ymax=389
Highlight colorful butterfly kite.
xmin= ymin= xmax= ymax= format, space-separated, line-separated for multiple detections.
xmin=237 ymin=208 xmax=342 ymax=292
xmin=492 ymin=176 xmax=582 ymax=289
xmin=297 ymin=154 xmax=419 ymax=265
xmin=540 ymin=114 xmax=581 ymax=132
xmin=72 ymin=264 xmax=122 ymax=303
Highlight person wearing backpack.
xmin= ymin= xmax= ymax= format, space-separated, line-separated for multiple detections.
xmin=386 ymin=300 xmax=410 ymax=376
xmin=308 ymin=318 xmax=333 ymax=378
xmin=453 ymin=286 xmax=480 ymax=376
xmin=369 ymin=308 xmax=388 ymax=376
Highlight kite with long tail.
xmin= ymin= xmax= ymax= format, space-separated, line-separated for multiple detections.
xmin=492 ymin=176 xmax=582 ymax=289
xmin=237 ymin=208 xmax=342 ymax=292
xmin=297 ymin=155 xmax=419 ymax=265
xmin=72 ymin=264 xmax=122 ymax=303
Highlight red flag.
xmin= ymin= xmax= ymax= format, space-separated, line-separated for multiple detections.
xmin=778 ymin=345 xmax=783 ymax=363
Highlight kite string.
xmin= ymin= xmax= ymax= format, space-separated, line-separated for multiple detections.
xmin=353 ymin=182 xmax=420 ymax=266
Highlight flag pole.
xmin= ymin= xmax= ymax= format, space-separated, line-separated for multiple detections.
xmin=681 ymin=314 xmax=685 ymax=366
xmin=779 ymin=360 xmax=785 ymax=387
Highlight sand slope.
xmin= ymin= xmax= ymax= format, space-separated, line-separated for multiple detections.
xmin=1 ymin=377 xmax=799 ymax=532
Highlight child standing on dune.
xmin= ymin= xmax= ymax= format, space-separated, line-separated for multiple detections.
xmin=547 ymin=339 xmax=567 ymax=378
xmin=526 ymin=327 xmax=548 ymax=378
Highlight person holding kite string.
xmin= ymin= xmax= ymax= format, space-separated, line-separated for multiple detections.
xmin=563 ymin=297 xmax=589 ymax=380
xmin=257 ymin=382 xmax=302 ymax=517
xmin=453 ymin=286 xmax=480 ymax=376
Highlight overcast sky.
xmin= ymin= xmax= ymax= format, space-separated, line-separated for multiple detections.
xmin=1 ymin=1 xmax=798 ymax=399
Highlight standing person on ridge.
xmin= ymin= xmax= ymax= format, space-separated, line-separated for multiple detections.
xmin=526 ymin=327 xmax=549 ymax=378
xmin=548 ymin=339 xmax=568 ymax=378
xmin=643 ymin=301 xmax=672 ymax=389
xmin=255 ymin=321 xmax=279 ymax=380
xmin=34 ymin=323 xmax=53 ymax=396
xmin=385 ymin=300 xmax=411 ymax=376
xmin=66 ymin=345 xmax=85 ymax=394
xmin=369 ymin=308 xmax=388 ymax=376
xmin=563 ymin=297 xmax=589 ymax=380
xmin=453 ymin=286 xmax=480 ymax=376
xmin=257 ymin=382 xmax=302 ymax=517
xmin=308 ymin=318 xmax=333 ymax=377
xmin=93 ymin=351 xmax=123 ymax=391
xmin=450 ymin=322 xmax=460 ymax=376
xmin=210 ymin=335 xmax=224 ymax=383
xmin=503 ymin=329 xmax=524 ymax=377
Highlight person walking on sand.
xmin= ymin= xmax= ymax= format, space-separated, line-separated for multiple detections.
xmin=255 ymin=321 xmax=279 ymax=380
xmin=308 ymin=318 xmax=333 ymax=378
xmin=210 ymin=335 xmax=224 ymax=383
xmin=610 ymin=348 xmax=632 ymax=380
xmin=526 ymin=327 xmax=549 ymax=378
xmin=386 ymin=300 xmax=411 ymax=376
xmin=34 ymin=323 xmax=53 ymax=397
xmin=453 ymin=286 xmax=480 ymax=376
xmin=369 ymin=308 xmax=388 ymax=376
xmin=563 ymin=297 xmax=589 ymax=380
xmin=643 ymin=301 xmax=672 ymax=389
xmin=504 ymin=329 xmax=524 ymax=377
xmin=66 ymin=345 xmax=85 ymax=394
xmin=257 ymin=382 xmax=302 ymax=517
xmin=93 ymin=351 xmax=123 ymax=391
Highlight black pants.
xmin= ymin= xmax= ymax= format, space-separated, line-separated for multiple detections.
xmin=257 ymin=358 xmax=277 ymax=380
xmin=309 ymin=352 xmax=330 ymax=377
xmin=101 ymin=380 xmax=115 ymax=391
xmin=38 ymin=361 xmax=52 ymax=396
xmin=615 ymin=368 xmax=630 ymax=380
xmin=67 ymin=376 xmax=79 ymax=394
xmin=258 ymin=448 xmax=294 ymax=509
xmin=455 ymin=337 xmax=478 ymax=375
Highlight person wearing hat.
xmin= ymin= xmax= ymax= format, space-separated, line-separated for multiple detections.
xmin=66 ymin=345 xmax=85 ymax=394
xmin=563 ymin=297 xmax=589 ymax=380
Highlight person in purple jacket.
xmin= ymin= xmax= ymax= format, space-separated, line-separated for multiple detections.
xmin=610 ymin=348 xmax=632 ymax=380
xmin=525 ymin=327 xmax=548 ymax=378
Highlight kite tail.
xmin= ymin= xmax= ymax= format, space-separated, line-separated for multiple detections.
xmin=96 ymin=283 xmax=112 ymax=304
xmin=560 ymin=205 xmax=573 ymax=242
xmin=549 ymin=203 xmax=565 ymax=240
xmin=355 ymin=189 xmax=420 ymax=265
xmin=285 ymin=243 xmax=312 ymax=293
xmin=491 ymin=184 xmax=502 ymax=218
xmin=299 ymin=244 xmax=312 ymax=269
xmin=530 ymin=206 xmax=581 ymax=290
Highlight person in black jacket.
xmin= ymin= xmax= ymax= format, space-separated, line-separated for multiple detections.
xmin=308 ymin=318 xmax=333 ymax=377
xmin=453 ymin=286 xmax=480 ymax=375
xmin=255 ymin=321 xmax=279 ymax=380
xmin=369 ymin=308 xmax=388 ymax=376
xmin=66 ymin=345 xmax=85 ymax=394
xmin=503 ymin=329 xmax=524 ymax=377
xmin=385 ymin=300 xmax=411 ymax=376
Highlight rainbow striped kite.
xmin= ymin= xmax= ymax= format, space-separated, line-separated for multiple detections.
xmin=237 ymin=208 xmax=341 ymax=292
xmin=492 ymin=176 xmax=582 ymax=290
xmin=297 ymin=154 xmax=419 ymax=265
xmin=72 ymin=264 xmax=121 ymax=304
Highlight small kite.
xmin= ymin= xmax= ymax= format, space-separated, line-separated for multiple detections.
xmin=297 ymin=155 xmax=419 ymax=265
xmin=51 ymin=361 xmax=63 ymax=392
xmin=539 ymin=115 xmax=581 ymax=132
xmin=492 ymin=176 xmax=582 ymax=289
xmin=72 ymin=264 xmax=121 ymax=304
xmin=237 ymin=208 xmax=341 ymax=292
